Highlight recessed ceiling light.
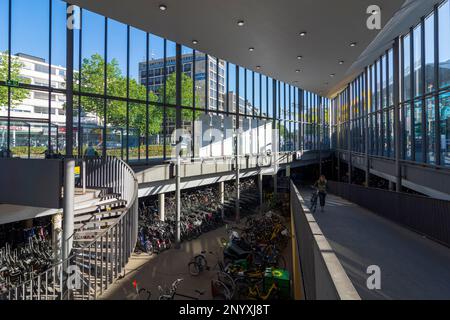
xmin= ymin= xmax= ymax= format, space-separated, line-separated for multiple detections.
xmin=350 ymin=42 xmax=357 ymax=47
xmin=159 ymin=4 xmax=167 ymax=11
xmin=192 ymin=40 xmax=198 ymax=45
xmin=295 ymin=69 xmax=301 ymax=73
xmin=237 ymin=20 xmax=245 ymax=27
xmin=299 ymin=31 xmax=307 ymax=37
xmin=330 ymin=74 xmax=335 ymax=77
xmin=339 ymin=60 xmax=344 ymax=65
xmin=249 ymin=47 xmax=255 ymax=52
xmin=297 ymin=56 xmax=303 ymax=60
xmin=256 ymin=66 xmax=261 ymax=70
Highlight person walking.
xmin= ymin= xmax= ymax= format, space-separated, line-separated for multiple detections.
xmin=314 ymin=175 xmax=328 ymax=212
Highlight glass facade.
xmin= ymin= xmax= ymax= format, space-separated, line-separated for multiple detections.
xmin=0 ymin=0 xmax=329 ymax=162
xmin=332 ymin=0 xmax=450 ymax=168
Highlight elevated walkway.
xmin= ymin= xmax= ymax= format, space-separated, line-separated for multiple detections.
xmin=297 ymin=187 xmax=450 ymax=299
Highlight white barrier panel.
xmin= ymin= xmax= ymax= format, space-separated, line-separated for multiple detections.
xmin=198 ymin=113 xmax=212 ymax=158
xmin=211 ymin=115 xmax=223 ymax=157
xmin=251 ymin=118 xmax=258 ymax=155
xmin=241 ymin=118 xmax=251 ymax=155
xmin=265 ymin=121 xmax=273 ymax=153
xmin=223 ymin=117 xmax=234 ymax=156
xmin=258 ymin=120 xmax=266 ymax=154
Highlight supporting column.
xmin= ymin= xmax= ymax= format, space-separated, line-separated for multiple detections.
xmin=175 ymin=157 xmax=181 ymax=248
xmin=62 ymin=159 xmax=75 ymax=261
xmin=158 ymin=193 xmax=165 ymax=222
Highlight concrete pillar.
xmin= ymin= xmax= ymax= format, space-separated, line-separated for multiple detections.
xmin=62 ymin=159 xmax=75 ymax=261
xmin=158 ymin=193 xmax=165 ymax=222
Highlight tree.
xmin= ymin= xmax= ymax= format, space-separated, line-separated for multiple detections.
xmin=0 ymin=52 xmax=31 ymax=108
xmin=78 ymin=54 xmax=199 ymax=137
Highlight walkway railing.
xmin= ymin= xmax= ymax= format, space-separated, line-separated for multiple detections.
xmin=328 ymin=181 xmax=450 ymax=247
xmin=6 ymin=157 xmax=139 ymax=300
xmin=290 ymin=180 xmax=361 ymax=300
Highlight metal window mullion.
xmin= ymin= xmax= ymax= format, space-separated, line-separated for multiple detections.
xmin=6 ymin=0 xmax=11 ymax=154
xmin=421 ymin=17 xmax=427 ymax=163
xmin=48 ymin=0 xmax=53 ymax=152
xmin=103 ymin=17 xmax=108 ymax=158
xmin=145 ymin=33 xmax=150 ymax=163
xmin=77 ymin=8 xmax=83 ymax=157
xmin=163 ymin=39 xmax=167 ymax=159
xmin=126 ymin=25 xmax=130 ymax=163
xmin=410 ymin=27 xmax=416 ymax=161
xmin=192 ymin=50 xmax=196 ymax=160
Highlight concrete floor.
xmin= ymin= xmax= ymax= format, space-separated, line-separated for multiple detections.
xmin=300 ymin=189 xmax=450 ymax=300
xmin=102 ymin=216 xmax=293 ymax=300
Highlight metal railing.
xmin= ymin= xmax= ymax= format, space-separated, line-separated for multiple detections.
xmin=6 ymin=157 xmax=139 ymax=300
xmin=328 ymin=181 xmax=450 ymax=247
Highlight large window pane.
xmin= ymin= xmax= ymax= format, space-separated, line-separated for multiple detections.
xmin=107 ymin=19 xmax=127 ymax=98
xmin=426 ymin=97 xmax=435 ymax=164
xmin=425 ymin=13 xmax=435 ymax=93
xmin=130 ymin=27 xmax=147 ymax=101
xmin=413 ymin=24 xmax=422 ymax=97
xmin=165 ymin=40 xmax=177 ymax=106
xmin=414 ymin=100 xmax=423 ymax=161
xmin=440 ymin=93 xmax=450 ymax=166
xmin=404 ymin=103 xmax=412 ymax=160
xmin=81 ymin=10 xmax=105 ymax=95
xmin=195 ymin=51 xmax=207 ymax=110
xmin=148 ymin=34 xmax=164 ymax=102
xmin=180 ymin=46 xmax=194 ymax=107
xmin=403 ymin=34 xmax=412 ymax=101
xmin=439 ymin=1 xmax=450 ymax=88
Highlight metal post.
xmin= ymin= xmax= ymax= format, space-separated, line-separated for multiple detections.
xmin=66 ymin=3 xmax=74 ymax=157
xmin=393 ymin=37 xmax=402 ymax=192
xmin=364 ymin=68 xmax=370 ymax=187
xmin=158 ymin=193 xmax=165 ymax=222
xmin=62 ymin=159 xmax=75 ymax=262
xmin=235 ymin=136 xmax=240 ymax=223
xmin=347 ymin=87 xmax=352 ymax=184
xmin=175 ymin=157 xmax=181 ymax=248
xmin=82 ymin=160 xmax=86 ymax=195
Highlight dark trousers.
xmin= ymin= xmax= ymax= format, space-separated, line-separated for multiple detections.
xmin=319 ymin=192 xmax=327 ymax=207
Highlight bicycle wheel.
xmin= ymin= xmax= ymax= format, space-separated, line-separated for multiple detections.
xmin=211 ymin=279 xmax=232 ymax=300
xmin=188 ymin=261 xmax=201 ymax=276
xmin=217 ymin=272 xmax=236 ymax=298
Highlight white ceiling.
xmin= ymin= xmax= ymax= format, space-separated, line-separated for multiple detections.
xmin=68 ymin=0 xmax=439 ymax=98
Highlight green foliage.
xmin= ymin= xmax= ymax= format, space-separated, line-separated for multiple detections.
xmin=77 ymin=54 xmax=199 ymax=136
xmin=0 ymin=52 xmax=31 ymax=107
